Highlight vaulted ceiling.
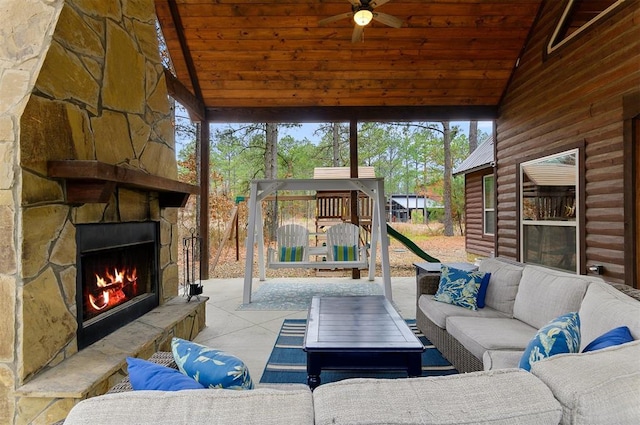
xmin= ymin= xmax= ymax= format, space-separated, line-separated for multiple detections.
xmin=155 ymin=0 xmax=543 ymax=122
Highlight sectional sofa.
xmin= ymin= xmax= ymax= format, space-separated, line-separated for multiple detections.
xmin=61 ymin=258 xmax=640 ymax=424
xmin=416 ymin=257 xmax=640 ymax=373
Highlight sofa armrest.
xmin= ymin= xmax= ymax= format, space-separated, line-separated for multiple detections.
xmin=608 ymin=282 xmax=640 ymax=302
xmin=531 ymin=340 xmax=640 ymax=425
xmin=417 ymin=273 xmax=440 ymax=297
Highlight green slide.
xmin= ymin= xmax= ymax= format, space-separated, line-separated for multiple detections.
xmin=386 ymin=224 xmax=440 ymax=263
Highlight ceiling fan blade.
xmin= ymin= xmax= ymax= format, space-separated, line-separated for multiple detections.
xmin=347 ymin=0 xmax=362 ymax=5
xmin=372 ymin=12 xmax=403 ymax=28
xmin=351 ymin=25 xmax=364 ymax=43
xmin=370 ymin=0 xmax=392 ymax=8
xmin=318 ymin=12 xmax=353 ymax=26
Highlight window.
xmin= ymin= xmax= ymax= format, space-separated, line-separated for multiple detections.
xmin=520 ymin=150 xmax=579 ymax=273
xmin=547 ymin=0 xmax=625 ymax=54
xmin=483 ymin=174 xmax=495 ymax=236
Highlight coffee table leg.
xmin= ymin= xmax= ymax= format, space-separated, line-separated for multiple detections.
xmin=408 ymin=353 xmax=422 ymax=377
xmin=307 ymin=374 xmax=321 ymax=389
xmin=306 ymin=353 xmax=321 ymax=389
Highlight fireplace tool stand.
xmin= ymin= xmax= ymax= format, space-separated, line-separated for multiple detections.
xmin=182 ymin=228 xmax=203 ymax=302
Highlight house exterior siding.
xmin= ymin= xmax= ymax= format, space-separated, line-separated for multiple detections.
xmin=464 ymin=170 xmax=495 ymax=257
xmin=495 ymin=0 xmax=639 ymax=283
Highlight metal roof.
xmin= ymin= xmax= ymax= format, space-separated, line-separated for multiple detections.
xmin=453 ymin=134 xmax=494 ymax=176
xmin=390 ymin=195 xmax=442 ymax=209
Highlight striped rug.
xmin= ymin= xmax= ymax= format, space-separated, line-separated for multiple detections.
xmin=259 ymin=319 xmax=457 ymax=385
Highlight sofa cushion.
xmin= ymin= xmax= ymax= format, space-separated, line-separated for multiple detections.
xmin=446 ymin=316 xmax=537 ymax=360
xmin=63 ymin=387 xmax=315 ymax=425
xmin=313 ymin=370 xmax=561 ymax=425
xmin=583 ymin=326 xmax=634 ymax=352
xmin=531 ymin=339 xmax=640 ymax=425
xmin=171 ymin=338 xmax=254 ymax=389
xmin=418 ymin=295 xmax=508 ymax=329
xmin=433 ymin=265 xmax=487 ymax=310
xmin=519 ymin=312 xmax=581 ymax=372
xmin=280 ymin=246 xmax=304 ymax=262
xmin=483 ymin=350 xmax=525 ymax=370
xmin=126 ymin=357 xmax=205 ymax=391
xmin=331 ymin=245 xmax=357 ymax=261
xmin=513 ymin=265 xmax=591 ymax=329
xmin=578 ymin=280 xmax=640 ymax=351
xmin=478 ymin=258 xmax=524 ymax=316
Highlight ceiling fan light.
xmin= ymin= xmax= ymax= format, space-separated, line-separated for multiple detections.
xmin=353 ymin=9 xmax=373 ymax=26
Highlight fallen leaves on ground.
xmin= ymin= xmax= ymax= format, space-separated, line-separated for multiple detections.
xmin=209 ymin=235 xmax=468 ymax=279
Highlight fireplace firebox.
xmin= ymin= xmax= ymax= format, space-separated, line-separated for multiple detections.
xmin=76 ymin=222 xmax=160 ymax=349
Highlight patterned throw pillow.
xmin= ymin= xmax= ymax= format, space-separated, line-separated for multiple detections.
xmin=519 ymin=312 xmax=581 ymax=372
xmin=332 ymin=245 xmax=358 ymax=261
xmin=126 ymin=357 xmax=205 ymax=391
xmin=280 ymin=246 xmax=304 ymax=262
xmin=171 ymin=338 xmax=254 ymax=390
xmin=433 ymin=266 xmax=487 ymax=311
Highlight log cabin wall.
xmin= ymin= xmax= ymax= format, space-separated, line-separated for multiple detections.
xmin=495 ymin=0 xmax=639 ymax=284
xmin=463 ymin=169 xmax=495 ymax=258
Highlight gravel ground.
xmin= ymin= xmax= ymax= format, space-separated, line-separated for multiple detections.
xmin=209 ymin=234 xmax=468 ymax=279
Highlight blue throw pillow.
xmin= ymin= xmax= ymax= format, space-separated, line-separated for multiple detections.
xmin=476 ymin=272 xmax=491 ymax=309
xmin=582 ymin=326 xmax=634 ymax=352
xmin=126 ymin=357 xmax=205 ymax=391
xmin=519 ymin=312 xmax=581 ymax=372
xmin=171 ymin=338 xmax=254 ymax=390
xmin=433 ymin=265 xmax=487 ymax=311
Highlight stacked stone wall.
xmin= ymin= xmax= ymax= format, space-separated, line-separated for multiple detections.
xmin=0 ymin=0 xmax=182 ymax=423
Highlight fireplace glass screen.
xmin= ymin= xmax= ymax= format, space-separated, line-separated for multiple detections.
xmin=76 ymin=221 xmax=159 ymax=349
xmin=81 ymin=243 xmax=154 ymax=324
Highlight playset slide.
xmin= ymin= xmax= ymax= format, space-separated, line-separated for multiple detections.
xmin=386 ymin=224 xmax=440 ymax=263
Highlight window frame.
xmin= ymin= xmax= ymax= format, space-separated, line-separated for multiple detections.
xmin=518 ymin=148 xmax=583 ymax=274
xmin=483 ymin=174 xmax=495 ymax=236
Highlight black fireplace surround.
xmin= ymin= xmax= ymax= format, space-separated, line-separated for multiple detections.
xmin=75 ymin=221 xmax=160 ymax=349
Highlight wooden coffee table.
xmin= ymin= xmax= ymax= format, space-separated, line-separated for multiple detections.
xmin=303 ymin=295 xmax=424 ymax=389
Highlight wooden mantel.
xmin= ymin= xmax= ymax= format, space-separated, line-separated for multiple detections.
xmin=47 ymin=160 xmax=199 ymax=207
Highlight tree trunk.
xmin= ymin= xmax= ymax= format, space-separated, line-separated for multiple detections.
xmin=264 ymin=123 xmax=278 ymax=179
xmin=264 ymin=123 xmax=278 ymax=240
xmin=469 ymin=121 xmax=478 ymax=153
xmin=442 ymin=121 xmax=454 ymax=236
xmin=332 ymin=123 xmax=340 ymax=166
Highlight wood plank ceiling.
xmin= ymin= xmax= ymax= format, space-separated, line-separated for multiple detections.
xmin=155 ymin=0 xmax=543 ymax=122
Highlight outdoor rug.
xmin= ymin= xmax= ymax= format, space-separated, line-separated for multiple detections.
xmin=238 ymin=281 xmax=384 ymax=311
xmin=259 ymin=319 xmax=458 ymax=385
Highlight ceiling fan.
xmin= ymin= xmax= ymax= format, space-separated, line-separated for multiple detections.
xmin=319 ymin=0 xmax=403 ymax=43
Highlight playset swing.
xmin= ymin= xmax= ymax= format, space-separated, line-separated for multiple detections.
xmin=243 ymin=177 xmax=392 ymax=304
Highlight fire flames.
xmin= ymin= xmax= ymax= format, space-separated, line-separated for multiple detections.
xmin=88 ymin=267 xmax=138 ymax=311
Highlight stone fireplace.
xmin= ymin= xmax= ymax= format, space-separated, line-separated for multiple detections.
xmin=0 ymin=1 xmax=205 ymax=423
xmin=76 ymin=222 xmax=160 ymax=349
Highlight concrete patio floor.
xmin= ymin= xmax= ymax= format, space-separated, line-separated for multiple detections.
xmin=193 ymin=275 xmax=417 ymax=383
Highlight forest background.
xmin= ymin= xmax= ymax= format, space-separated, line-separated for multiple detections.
xmin=172 ymin=104 xmax=491 ymax=277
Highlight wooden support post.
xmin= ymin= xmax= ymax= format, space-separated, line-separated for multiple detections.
xmin=349 ymin=119 xmax=360 ymax=279
xmin=200 ymin=122 xmax=210 ymax=279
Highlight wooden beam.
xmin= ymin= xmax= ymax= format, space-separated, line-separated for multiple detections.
xmin=206 ymin=105 xmax=498 ymax=123
xmin=168 ymin=0 xmax=204 ymax=100
xmin=164 ymin=69 xmax=205 ymax=121
xmin=47 ymin=160 xmax=198 ymax=207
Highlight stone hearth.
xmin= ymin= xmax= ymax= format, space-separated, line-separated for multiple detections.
xmin=17 ymin=296 xmax=205 ymax=404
